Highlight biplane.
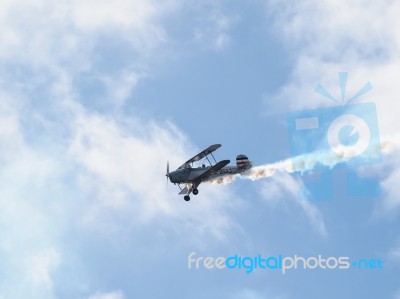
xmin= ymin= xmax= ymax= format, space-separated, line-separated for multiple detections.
xmin=165 ymin=144 xmax=252 ymax=201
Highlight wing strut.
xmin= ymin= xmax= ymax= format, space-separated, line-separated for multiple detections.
xmin=205 ymin=151 xmax=218 ymax=166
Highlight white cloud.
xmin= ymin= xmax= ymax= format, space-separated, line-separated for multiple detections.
xmin=380 ymin=152 xmax=400 ymax=212
xmin=0 ymin=0 xmax=175 ymax=59
xmin=0 ymin=100 xmax=24 ymax=160
xmin=193 ymin=2 xmax=237 ymax=51
xmin=235 ymin=289 xmax=269 ymax=299
xmin=0 ymin=0 xmax=244 ymax=224
xmin=88 ymin=291 xmax=124 ymax=299
xmin=67 ymin=104 xmax=190 ymax=219
xmin=389 ymin=246 xmax=400 ymax=262
xmin=259 ymin=172 xmax=327 ymax=237
xmin=0 ymin=91 xmax=242 ymax=296
xmin=0 ymin=0 xmax=180 ymax=116
xmin=233 ymin=289 xmax=288 ymax=299
xmin=25 ymin=248 xmax=61 ymax=289
xmin=0 ymin=115 xmax=66 ymax=298
xmin=72 ymin=0 xmax=156 ymax=31
xmin=0 ymin=0 xmax=245 ymax=297
xmin=65 ymin=102 xmax=242 ymax=244
xmin=267 ymin=0 xmax=398 ymax=60
xmin=266 ymin=1 xmax=400 ymax=110
xmin=267 ymin=0 xmax=400 ymax=217
xmin=100 ymin=71 xmax=141 ymax=106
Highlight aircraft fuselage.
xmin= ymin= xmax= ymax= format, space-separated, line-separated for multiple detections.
xmin=168 ymin=164 xmax=250 ymax=184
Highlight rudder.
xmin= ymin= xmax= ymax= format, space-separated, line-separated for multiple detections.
xmin=236 ymin=154 xmax=250 ymax=168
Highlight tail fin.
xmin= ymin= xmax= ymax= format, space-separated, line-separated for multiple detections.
xmin=236 ymin=154 xmax=251 ymax=169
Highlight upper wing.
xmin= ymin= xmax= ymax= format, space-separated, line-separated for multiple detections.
xmin=177 ymin=144 xmax=221 ymax=170
xmin=195 ymin=159 xmax=230 ymax=181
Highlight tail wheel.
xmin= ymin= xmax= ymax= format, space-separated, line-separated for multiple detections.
xmin=184 ymin=195 xmax=190 ymax=201
xmin=193 ymin=188 xmax=199 ymax=195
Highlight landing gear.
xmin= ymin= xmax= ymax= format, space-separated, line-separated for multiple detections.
xmin=183 ymin=186 xmax=199 ymax=201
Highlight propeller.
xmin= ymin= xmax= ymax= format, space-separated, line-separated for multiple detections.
xmin=166 ymin=161 xmax=170 ymax=186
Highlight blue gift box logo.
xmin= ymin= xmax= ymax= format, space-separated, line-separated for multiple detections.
xmin=286 ymin=72 xmax=381 ymax=200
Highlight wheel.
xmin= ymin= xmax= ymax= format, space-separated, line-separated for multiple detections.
xmin=193 ymin=188 xmax=199 ymax=195
xmin=184 ymin=195 xmax=190 ymax=201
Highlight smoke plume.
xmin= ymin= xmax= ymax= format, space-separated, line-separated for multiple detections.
xmin=209 ymin=136 xmax=399 ymax=185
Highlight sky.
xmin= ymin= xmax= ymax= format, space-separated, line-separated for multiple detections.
xmin=0 ymin=0 xmax=400 ymax=298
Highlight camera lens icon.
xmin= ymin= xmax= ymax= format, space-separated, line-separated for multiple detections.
xmin=287 ymin=102 xmax=381 ymax=167
xmin=327 ymin=114 xmax=371 ymax=158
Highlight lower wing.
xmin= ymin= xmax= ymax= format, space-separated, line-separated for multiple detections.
xmin=177 ymin=160 xmax=230 ymax=195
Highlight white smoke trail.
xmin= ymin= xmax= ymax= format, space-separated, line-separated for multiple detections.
xmin=209 ymin=135 xmax=400 ymax=185
xmin=209 ymin=175 xmax=236 ymax=185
